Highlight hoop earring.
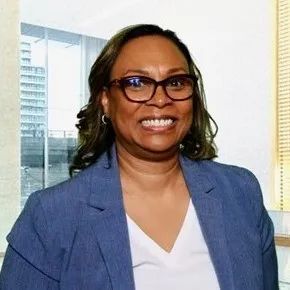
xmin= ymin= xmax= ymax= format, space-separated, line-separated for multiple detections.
xmin=101 ymin=114 xmax=108 ymax=125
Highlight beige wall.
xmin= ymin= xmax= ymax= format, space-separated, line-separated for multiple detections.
xmin=0 ymin=0 xmax=20 ymax=267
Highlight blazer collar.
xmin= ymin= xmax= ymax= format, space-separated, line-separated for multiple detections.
xmin=180 ymin=155 xmax=235 ymax=289
xmin=87 ymin=145 xmax=123 ymax=210
xmin=84 ymin=146 xmax=135 ymax=290
xmin=179 ymin=153 xmax=215 ymax=196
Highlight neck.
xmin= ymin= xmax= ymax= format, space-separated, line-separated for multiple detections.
xmin=116 ymin=143 xmax=183 ymax=198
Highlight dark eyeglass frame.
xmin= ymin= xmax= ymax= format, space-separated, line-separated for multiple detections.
xmin=105 ymin=74 xmax=198 ymax=103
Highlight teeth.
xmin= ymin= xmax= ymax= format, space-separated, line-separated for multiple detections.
xmin=141 ymin=118 xmax=173 ymax=127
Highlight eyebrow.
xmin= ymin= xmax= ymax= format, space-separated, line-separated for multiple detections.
xmin=123 ymin=69 xmax=150 ymax=76
xmin=166 ymin=67 xmax=188 ymax=74
xmin=123 ymin=67 xmax=188 ymax=76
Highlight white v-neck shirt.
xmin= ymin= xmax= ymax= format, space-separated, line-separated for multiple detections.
xmin=126 ymin=201 xmax=220 ymax=290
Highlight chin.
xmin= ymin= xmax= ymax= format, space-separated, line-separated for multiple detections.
xmin=137 ymin=134 xmax=182 ymax=152
xmin=138 ymin=141 xmax=179 ymax=155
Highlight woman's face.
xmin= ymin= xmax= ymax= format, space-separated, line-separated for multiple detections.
xmin=101 ymin=35 xmax=193 ymax=159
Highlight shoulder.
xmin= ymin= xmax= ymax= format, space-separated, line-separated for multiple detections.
xmin=182 ymin=157 xmax=264 ymax=221
xmin=23 ymin=154 xmax=110 ymax=220
xmin=183 ymin=156 xmax=261 ymax=192
xmin=6 ymin=159 xmax=108 ymax=279
xmin=199 ymin=159 xmax=260 ymax=189
xmin=199 ymin=159 xmax=262 ymax=201
xmin=204 ymin=160 xmax=265 ymax=221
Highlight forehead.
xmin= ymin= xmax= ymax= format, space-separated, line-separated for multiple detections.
xmin=111 ymin=35 xmax=189 ymax=77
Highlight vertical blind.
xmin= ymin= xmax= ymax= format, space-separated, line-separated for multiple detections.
xmin=277 ymin=0 xmax=290 ymax=210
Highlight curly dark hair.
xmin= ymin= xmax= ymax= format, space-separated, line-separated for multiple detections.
xmin=69 ymin=24 xmax=218 ymax=176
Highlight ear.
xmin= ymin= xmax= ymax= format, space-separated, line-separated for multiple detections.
xmin=101 ymin=88 xmax=110 ymax=116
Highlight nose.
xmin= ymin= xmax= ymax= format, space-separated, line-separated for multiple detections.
xmin=146 ymin=85 xmax=172 ymax=107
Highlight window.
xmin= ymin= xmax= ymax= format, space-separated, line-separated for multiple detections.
xmin=274 ymin=0 xmax=290 ymax=211
xmin=20 ymin=23 xmax=107 ymax=207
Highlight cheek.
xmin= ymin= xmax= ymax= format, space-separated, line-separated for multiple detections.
xmin=108 ymin=98 xmax=139 ymax=129
xmin=181 ymin=101 xmax=193 ymax=125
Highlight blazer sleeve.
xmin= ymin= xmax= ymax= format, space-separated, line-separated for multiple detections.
xmin=0 ymin=192 xmax=61 ymax=290
xmin=246 ymin=170 xmax=279 ymax=290
xmin=259 ymin=206 xmax=279 ymax=290
xmin=0 ymin=245 xmax=59 ymax=290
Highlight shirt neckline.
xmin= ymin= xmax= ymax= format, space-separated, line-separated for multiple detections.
xmin=126 ymin=200 xmax=192 ymax=259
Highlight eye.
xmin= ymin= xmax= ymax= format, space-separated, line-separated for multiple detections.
xmin=122 ymin=77 xmax=149 ymax=90
xmin=166 ymin=76 xmax=192 ymax=90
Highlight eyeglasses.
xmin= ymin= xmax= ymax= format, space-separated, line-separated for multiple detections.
xmin=106 ymin=74 xmax=197 ymax=102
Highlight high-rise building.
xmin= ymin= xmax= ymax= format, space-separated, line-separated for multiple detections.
xmin=20 ymin=41 xmax=46 ymax=137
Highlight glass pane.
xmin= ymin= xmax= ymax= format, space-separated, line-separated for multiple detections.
xmin=20 ymin=24 xmax=106 ymax=209
xmin=47 ymin=32 xmax=80 ymax=187
xmin=20 ymin=32 xmax=46 ymax=208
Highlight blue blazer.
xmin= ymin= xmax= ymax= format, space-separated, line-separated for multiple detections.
xmin=0 ymin=147 xmax=278 ymax=290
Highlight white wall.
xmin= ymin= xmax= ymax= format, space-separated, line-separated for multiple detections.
xmin=21 ymin=0 xmax=275 ymax=206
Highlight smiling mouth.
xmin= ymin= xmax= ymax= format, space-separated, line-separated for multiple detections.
xmin=141 ymin=118 xmax=175 ymax=128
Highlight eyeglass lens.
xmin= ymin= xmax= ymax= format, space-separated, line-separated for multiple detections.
xmin=121 ymin=75 xmax=194 ymax=101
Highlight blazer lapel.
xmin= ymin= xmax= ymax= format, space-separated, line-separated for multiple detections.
xmin=91 ymin=205 xmax=135 ymax=290
xmin=86 ymin=148 xmax=135 ymax=290
xmin=180 ymin=156 xmax=235 ymax=290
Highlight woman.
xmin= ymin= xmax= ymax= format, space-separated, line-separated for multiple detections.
xmin=0 ymin=24 xmax=278 ymax=289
